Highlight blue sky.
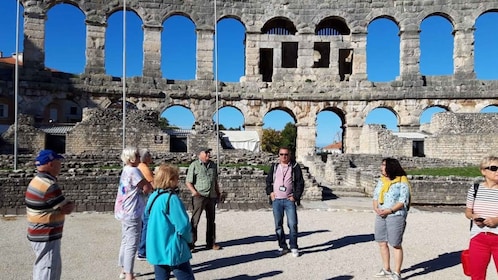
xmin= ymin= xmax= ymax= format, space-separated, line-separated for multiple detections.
xmin=1 ymin=1 xmax=498 ymax=147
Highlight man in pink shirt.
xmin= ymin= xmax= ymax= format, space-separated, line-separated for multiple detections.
xmin=265 ymin=147 xmax=304 ymax=257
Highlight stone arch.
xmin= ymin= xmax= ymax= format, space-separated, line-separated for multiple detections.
xmin=315 ymin=16 xmax=351 ymax=35
xmin=107 ymin=100 xmax=138 ymax=110
xmin=316 ymin=107 xmax=346 ymax=149
xmin=44 ymin=102 xmax=63 ymax=123
xmin=474 ymin=10 xmax=498 ymax=80
xmin=419 ymin=105 xmax=449 ymax=124
xmin=365 ymin=106 xmax=400 ymax=131
xmin=45 ymin=3 xmax=86 ymax=74
xmin=369 ymin=15 xmax=400 ymax=29
xmin=105 ymin=8 xmax=144 ymax=77
xmin=161 ymin=11 xmax=196 ymax=26
xmin=216 ymin=17 xmax=246 ymax=82
xmin=367 ymin=17 xmax=400 ymax=82
xmin=264 ymin=106 xmax=297 ymax=127
xmin=420 ymin=14 xmax=455 ymax=76
xmin=160 ymin=104 xmax=195 ymax=130
xmin=421 ymin=12 xmax=457 ymax=27
xmin=261 ymin=17 xmax=297 ymax=35
xmin=161 ymin=14 xmax=196 ymax=80
xmin=480 ymin=104 xmax=498 ymax=113
xmin=214 ymin=105 xmax=245 ymax=130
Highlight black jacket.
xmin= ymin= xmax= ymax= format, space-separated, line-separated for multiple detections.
xmin=265 ymin=161 xmax=305 ymax=201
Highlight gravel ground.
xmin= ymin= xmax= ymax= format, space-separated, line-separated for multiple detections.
xmin=1 ymin=200 xmax=495 ymax=280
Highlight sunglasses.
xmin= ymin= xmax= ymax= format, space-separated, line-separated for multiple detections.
xmin=485 ymin=166 xmax=498 ymax=172
xmin=279 ymin=153 xmax=289 ymax=156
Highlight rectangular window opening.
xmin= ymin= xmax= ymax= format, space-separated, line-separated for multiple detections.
xmin=259 ymin=48 xmax=273 ymax=82
xmin=339 ymin=49 xmax=353 ymax=81
xmin=313 ymin=42 xmax=330 ymax=68
xmin=282 ymin=42 xmax=298 ymax=68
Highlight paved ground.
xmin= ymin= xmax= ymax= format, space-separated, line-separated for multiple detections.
xmin=1 ymin=197 xmax=494 ymax=280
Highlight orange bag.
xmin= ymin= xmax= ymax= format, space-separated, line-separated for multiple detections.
xmin=461 ymin=249 xmax=471 ymax=276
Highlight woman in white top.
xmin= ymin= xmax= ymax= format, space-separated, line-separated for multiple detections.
xmin=465 ymin=155 xmax=498 ymax=280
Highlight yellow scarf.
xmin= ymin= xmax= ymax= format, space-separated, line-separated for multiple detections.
xmin=379 ymin=175 xmax=411 ymax=204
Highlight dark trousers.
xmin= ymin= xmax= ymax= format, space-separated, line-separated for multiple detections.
xmin=191 ymin=196 xmax=217 ymax=247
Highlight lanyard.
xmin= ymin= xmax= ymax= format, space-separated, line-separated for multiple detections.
xmin=280 ymin=164 xmax=290 ymax=186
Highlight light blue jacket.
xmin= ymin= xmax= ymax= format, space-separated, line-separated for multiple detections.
xmin=145 ymin=189 xmax=192 ymax=266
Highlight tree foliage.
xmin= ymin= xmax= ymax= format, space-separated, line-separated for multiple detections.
xmin=261 ymin=122 xmax=297 ymax=154
xmin=261 ymin=128 xmax=283 ymax=154
xmin=158 ymin=117 xmax=178 ymax=130
xmin=280 ymin=122 xmax=297 ymax=153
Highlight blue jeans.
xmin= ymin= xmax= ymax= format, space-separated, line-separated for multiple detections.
xmin=272 ymin=198 xmax=298 ymax=249
xmin=138 ymin=210 xmax=148 ymax=257
xmin=154 ymin=261 xmax=195 ymax=280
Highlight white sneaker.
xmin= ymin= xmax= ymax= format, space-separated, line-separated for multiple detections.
xmin=291 ymin=248 xmax=299 ymax=257
xmin=119 ymin=272 xmax=141 ymax=279
xmin=375 ymin=268 xmax=392 ymax=277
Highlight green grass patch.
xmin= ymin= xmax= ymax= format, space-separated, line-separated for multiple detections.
xmin=407 ymin=166 xmax=481 ymax=177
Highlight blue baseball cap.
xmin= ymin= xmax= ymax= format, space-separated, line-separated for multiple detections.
xmin=35 ymin=150 xmax=64 ymax=166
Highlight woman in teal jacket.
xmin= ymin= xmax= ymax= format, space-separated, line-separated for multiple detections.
xmin=145 ymin=164 xmax=195 ymax=280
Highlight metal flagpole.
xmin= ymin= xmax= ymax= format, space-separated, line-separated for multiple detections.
xmin=122 ymin=0 xmax=127 ymax=150
xmin=14 ymin=0 xmax=20 ymax=170
xmin=214 ymin=0 xmax=220 ymax=167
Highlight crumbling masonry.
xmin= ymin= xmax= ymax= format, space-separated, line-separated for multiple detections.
xmin=0 ymin=0 xmax=497 ymax=164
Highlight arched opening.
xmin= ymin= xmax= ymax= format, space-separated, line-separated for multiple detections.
xmin=0 ymin=1 xmax=24 ymax=57
xmin=366 ymin=107 xmax=399 ymax=132
xmin=262 ymin=109 xmax=296 ymax=155
xmin=105 ymin=10 xmax=144 ymax=77
xmin=162 ymin=15 xmax=196 ymax=80
xmin=367 ymin=17 xmax=400 ymax=82
xmin=475 ymin=11 xmax=498 ymax=80
xmin=420 ymin=106 xmax=447 ymax=125
xmin=215 ymin=17 xmax=245 ymax=82
xmin=161 ymin=105 xmax=195 ymax=152
xmin=45 ymin=3 xmax=85 ymax=74
xmin=420 ymin=15 xmax=454 ymax=76
xmin=316 ymin=110 xmax=344 ymax=154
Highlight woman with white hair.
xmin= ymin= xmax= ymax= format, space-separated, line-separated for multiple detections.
xmin=114 ymin=147 xmax=152 ymax=280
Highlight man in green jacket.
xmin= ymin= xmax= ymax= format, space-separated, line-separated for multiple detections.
xmin=186 ymin=147 xmax=222 ymax=251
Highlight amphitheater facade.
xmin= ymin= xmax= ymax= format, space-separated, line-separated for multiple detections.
xmin=0 ymin=0 xmax=497 ymax=164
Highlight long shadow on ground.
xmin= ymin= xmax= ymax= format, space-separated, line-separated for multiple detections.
xmin=300 ymin=233 xmax=374 ymax=254
xmin=214 ymin=230 xmax=329 ymax=249
xmin=401 ymin=250 xmax=462 ymax=279
xmin=215 ymin=271 xmax=283 ymax=280
xmin=191 ymin=230 xmax=329 ymax=273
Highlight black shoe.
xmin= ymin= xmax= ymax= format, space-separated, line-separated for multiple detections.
xmin=277 ymin=248 xmax=289 ymax=256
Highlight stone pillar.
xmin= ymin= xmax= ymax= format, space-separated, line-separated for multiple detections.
xmin=298 ymin=34 xmax=314 ymax=69
xmin=328 ymin=42 xmax=340 ymax=81
xmin=295 ymin=123 xmax=316 ymax=161
xmin=196 ymin=28 xmax=214 ymax=80
xmin=453 ymin=27 xmax=476 ymax=80
xmin=399 ymin=29 xmax=422 ymax=83
xmin=84 ymin=20 xmax=106 ymax=74
xmin=23 ymin=11 xmax=46 ymax=71
xmin=343 ymin=125 xmax=362 ymax=153
xmin=349 ymin=32 xmax=367 ymax=82
xmin=143 ymin=24 xmax=162 ymax=78
xmin=189 ymin=119 xmax=218 ymax=154
xmin=242 ymin=32 xmax=261 ymax=82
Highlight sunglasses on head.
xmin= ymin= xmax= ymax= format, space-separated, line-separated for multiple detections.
xmin=485 ymin=166 xmax=498 ymax=172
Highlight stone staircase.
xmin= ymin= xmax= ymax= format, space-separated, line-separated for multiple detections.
xmin=300 ymin=163 xmax=368 ymax=201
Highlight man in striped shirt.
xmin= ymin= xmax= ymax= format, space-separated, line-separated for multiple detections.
xmin=25 ymin=149 xmax=74 ymax=280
